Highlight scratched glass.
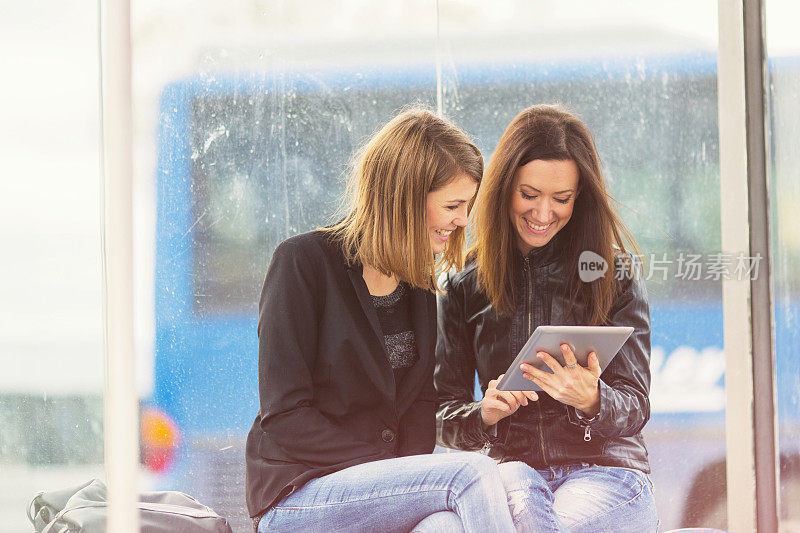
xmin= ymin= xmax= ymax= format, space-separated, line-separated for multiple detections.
xmin=766 ymin=0 xmax=800 ymax=526
xmin=134 ymin=1 xmax=436 ymax=530
xmin=131 ymin=1 xmax=795 ymax=531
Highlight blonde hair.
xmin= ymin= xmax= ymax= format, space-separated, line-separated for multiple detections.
xmin=324 ymin=107 xmax=482 ymax=291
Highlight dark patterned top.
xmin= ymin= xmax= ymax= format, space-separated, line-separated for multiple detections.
xmin=371 ymin=282 xmax=418 ymax=384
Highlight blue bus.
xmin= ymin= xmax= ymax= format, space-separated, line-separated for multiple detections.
xmin=146 ymin=54 xmax=800 ymax=531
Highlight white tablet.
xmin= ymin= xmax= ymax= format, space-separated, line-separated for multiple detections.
xmin=496 ymin=325 xmax=634 ymax=391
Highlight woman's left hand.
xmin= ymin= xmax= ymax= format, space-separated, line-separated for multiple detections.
xmin=521 ymin=343 xmax=601 ymax=417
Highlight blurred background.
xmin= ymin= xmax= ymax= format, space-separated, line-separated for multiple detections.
xmin=1 ymin=1 xmax=799 ymax=531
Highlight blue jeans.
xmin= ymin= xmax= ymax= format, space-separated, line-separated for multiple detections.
xmin=498 ymin=461 xmax=658 ymax=533
xmin=258 ymin=452 xmax=515 ymax=533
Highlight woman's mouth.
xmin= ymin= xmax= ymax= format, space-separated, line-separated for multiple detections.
xmin=523 ymin=218 xmax=554 ymax=234
xmin=434 ymin=228 xmax=453 ymax=241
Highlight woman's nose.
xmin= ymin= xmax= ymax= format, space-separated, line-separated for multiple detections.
xmin=532 ymin=199 xmax=551 ymax=221
xmin=454 ymin=206 xmax=469 ymax=226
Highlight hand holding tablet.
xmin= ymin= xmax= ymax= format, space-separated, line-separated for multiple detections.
xmin=479 ymin=375 xmax=539 ymax=428
xmin=496 ymin=326 xmax=633 ymax=392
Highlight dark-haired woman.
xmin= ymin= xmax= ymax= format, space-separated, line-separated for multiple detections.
xmin=246 ymin=108 xmax=516 ymax=533
xmin=435 ymin=105 xmax=658 ymax=532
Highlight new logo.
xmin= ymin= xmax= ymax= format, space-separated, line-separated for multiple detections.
xmin=578 ymin=251 xmax=608 ymax=282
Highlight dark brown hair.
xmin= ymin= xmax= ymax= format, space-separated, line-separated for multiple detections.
xmin=324 ymin=107 xmax=483 ymax=291
xmin=470 ymin=104 xmax=639 ymax=324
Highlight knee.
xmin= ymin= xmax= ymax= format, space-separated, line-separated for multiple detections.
xmin=497 ymin=462 xmax=557 ymax=526
xmin=452 ymin=452 xmax=500 ymax=478
xmin=498 ymin=461 xmax=549 ymax=494
xmin=410 ymin=511 xmax=464 ymax=533
xmin=448 ymin=452 xmax=504 ymax=492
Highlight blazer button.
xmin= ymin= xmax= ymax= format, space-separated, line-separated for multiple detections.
xmin=381 ymin=429 xmax=395 ymax=443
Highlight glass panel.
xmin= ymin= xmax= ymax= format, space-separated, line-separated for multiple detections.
xmin=190 ymin=84 xmax=434 ymax=315
xmin=133 ymin=2 xmax=435 ymax=530
xmin=438 ymin=1 xmax=722 ymax=529
xmin=0 ymin=3 xmax=104 ymax=532
xmin=765 ymin=1 xmax=800 ymax=528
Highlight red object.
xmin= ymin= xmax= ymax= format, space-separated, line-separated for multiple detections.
xmin=141 ymin=407 xmax=180 ymax=473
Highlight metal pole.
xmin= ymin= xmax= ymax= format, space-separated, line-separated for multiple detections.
xmin=742 ymin=0 xmax=779 ymax=530
xmin=718 ymin=0 xmax=757 ymax=530
xmin=100 ymin=0 xmax=139 ymax=531
xmin=435 ymin=0 xmax=443 ymax=117
xmin=718 ymin=0 xmax=778 ymax=531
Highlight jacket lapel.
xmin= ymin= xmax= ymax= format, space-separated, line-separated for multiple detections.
xmin=346 ymin=266 xmax=396 ymax=402
xmin=396 ymin=288 xmax=435 ymax=415
xmin=345 ymin=261 xmax=435 ymax=415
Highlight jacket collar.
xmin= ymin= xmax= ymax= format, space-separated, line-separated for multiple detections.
xmin=516 ymin=230 xmax=564 ymax=268
xmin=346 ymin=263 xmax=389 ymax=356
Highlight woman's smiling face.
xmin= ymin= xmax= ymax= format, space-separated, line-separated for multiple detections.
xmin=426 ymin=172 xmax=478 ymax=254
xmin=509 ymin=159 xmax=579 ymax=254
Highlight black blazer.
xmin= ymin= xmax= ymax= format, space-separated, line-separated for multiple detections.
xmin=245 ymin=230 xmax=437 ymax=518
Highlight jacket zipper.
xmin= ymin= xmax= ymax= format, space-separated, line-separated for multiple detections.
xmin=525 ymin=257 xmax=531 ymax=342
xmin=525 ymin=258 xmax=550 ymax=467
xmin=583 ymin=425 xmax=592 ymax=441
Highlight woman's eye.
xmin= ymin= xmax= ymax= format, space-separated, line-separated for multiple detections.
xmin=555 ymin=198 xmax=570 ymax=204
xmin=521 ymin=192 xmax=535 ymax=200
xmin=446 ymin=205 xmax=459 ymax=211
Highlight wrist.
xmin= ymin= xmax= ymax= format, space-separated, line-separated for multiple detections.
xmin=479 ymin=402 xmax=493 ymax=429
xmin=578 ymin=402 xmax=600 ymax=419
xmin=578 ymin=388 xmax=601 ymax=418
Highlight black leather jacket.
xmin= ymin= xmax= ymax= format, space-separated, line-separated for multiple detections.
xmin=434 ymin=239 xmax=652 ymax=473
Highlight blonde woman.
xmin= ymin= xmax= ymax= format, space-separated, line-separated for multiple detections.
xmin=245 ymin=108 xmax=516 ymax=533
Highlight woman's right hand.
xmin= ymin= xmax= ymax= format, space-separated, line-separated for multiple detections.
xmin=480 ymin=375 xmax=539 ymax=428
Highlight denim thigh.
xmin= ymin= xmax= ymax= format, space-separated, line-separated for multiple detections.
xmin=551 ymin=465 xmax=658 ymax=533
xmin=258 ymin=452 xmax=511 ymax=533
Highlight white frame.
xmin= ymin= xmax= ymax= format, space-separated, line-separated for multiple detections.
xmin=718 ymin=1 xmax=758 ymax=529
xmin=719 ymin=0 xmax=778 ymax=531
xmin=100 ymin=0 xmax=139 ymax=531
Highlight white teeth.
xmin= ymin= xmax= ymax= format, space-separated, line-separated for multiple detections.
xmin=435 ymin=229 xmax=453 ymax=236
xmin=525 ymin=220 xmax=551 ymax=231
